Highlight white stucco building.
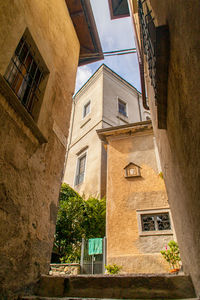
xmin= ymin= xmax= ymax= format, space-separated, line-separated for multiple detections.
xmin=63 ymin=64 xmax=150 ymax=197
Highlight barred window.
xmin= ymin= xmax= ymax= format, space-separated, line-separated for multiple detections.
xmin=4 ymin=35 xmax=44 ymax=118
xmin=141 ymin=213 xmax=171 ymax=232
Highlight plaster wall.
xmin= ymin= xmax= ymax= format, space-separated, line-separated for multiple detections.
xmin=69 ymin=72 xmax=103 ymax=146
xmin=0 ymin=0 xmax=79 ymax=295
xmin=64 ymin=123 xmax=103 ymax=198
xmin=106 ymin=130 xmax=173 ymax=273
xmin=131 ymin=0 xmax=200 ymax=295
xmin=64 ymin=71 xmax=104 ymax=198
xmin=102 ymin=69 xmax=146 ymax=126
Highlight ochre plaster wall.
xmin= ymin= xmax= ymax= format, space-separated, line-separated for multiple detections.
xmin=106 ymin=130 xmax=173 ymax=273
xmin=0 ymin=0 xmax=79 ymax=296
xmin=131 ymin=0 xmax=200 ymax=295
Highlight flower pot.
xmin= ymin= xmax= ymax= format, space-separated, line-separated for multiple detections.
xmin=170 ymin=268 xmax=180 ymax=274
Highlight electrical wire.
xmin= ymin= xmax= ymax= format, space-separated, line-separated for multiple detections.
xmin=104 ymin=51 xmax=136 ymax=57
xmin=80 ymin=48 xmax=137 ymax=59
xmin=103 ymin=48 xmax=136 ymax=54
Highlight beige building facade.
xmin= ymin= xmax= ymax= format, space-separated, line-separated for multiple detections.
xmin=64 ymin=64 xmax=149 ymax=198
xmin=0 ymin=0 xmax=103 ymax=297
xmin=98 ymin=121 xmax=174 ymax=273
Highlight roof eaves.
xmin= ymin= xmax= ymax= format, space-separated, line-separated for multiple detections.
xmin=97 ymin=120 xmax=152 ymax=135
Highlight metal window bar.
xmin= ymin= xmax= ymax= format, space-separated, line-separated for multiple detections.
xmin=4 ymin=36 xmax=43 ymax=117
xmin=155 ymin=214 xmax=171 ymax=231
xmin=24 ymin=66 xmax=43 ymax=113
xmin=11 ymin=43 xmax=31 ymax=93
xmin=138 ymin=0 xmax=156 ymax=89
xmin=5 ymin=39 xmax=25 ymax=84
xmin=142 ymin=213 xmax=171 ymax=232
xmin=24 ymin=64 xmax=39 ymax=110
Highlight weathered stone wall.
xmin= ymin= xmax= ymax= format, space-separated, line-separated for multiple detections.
xmin=0 ymin=0 xmax=79 ymax=296
xmin=106 ymin=127 xmax=174 ymax=273
xmin=131 ymin=0 xmax=200 ymax=296
xmin=49 ymin=264 xmax=80 ymax=276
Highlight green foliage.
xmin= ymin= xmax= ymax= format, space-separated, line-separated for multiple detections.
xmin=105 ymin=264 xmax=122 ymax=274
xmin=59 ymin=183 xmax=80 ymax=201
xmin=161 ymin=240 xmax=181 ymax=269
xmin=83 ymin=197 xmax=106 ymax=239
xmin=60 ymin=244 xmax=81 ymax=263
xmin=53 ymin=183 xmax=106 ymax=263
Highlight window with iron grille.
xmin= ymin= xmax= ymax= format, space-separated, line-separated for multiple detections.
xmin=83 ymin=101 xmax=90 ymax=118
xmin=141 ymin=213 xmax=171 ymax=232
xmin=4 ymin=34 xmax=44 ymax=119
xmin=75 ymin=153 xmax=86 ymax=185
xmin=118 ymin=99 xmax=127 ymax=116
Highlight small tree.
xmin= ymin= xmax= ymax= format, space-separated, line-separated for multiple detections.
xmin=161 ymin=240 xmax=181 ymax=269
xmin=53 ymin=183 xmax=106 ymax=263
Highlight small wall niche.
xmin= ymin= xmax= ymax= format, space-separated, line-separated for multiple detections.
xmin=124 ymin=162 xmax=141 ymax=178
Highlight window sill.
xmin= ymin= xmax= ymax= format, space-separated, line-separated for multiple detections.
xmin=117 ymin=115 xmax=129 ymax=123
xmin=74 ymin=182 xmax=84 ymax=187
xmin=139 ymin=230 xmax=173 ymax=237
xmin=118 ymin=111 xmax=128 ymax=117
xmin=0 ymin=74 xmax=47 ymax=144
xmin=80 ymin=117 xmax=91 ymax=128
xmin=125 ymin=175 xmax=141 ymax=178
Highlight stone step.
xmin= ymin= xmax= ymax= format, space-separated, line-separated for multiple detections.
xmin=29 ymin=274 xmax=196 ymax=299
xmin=20 ymin=296 xmax=199 ymax=300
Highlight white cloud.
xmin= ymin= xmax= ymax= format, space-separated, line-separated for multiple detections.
xmin=75 ymin=65 xmax=93 ymax=92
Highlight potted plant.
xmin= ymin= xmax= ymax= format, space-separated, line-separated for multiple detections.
xmin=105 ymin=264 xmax=122 ymax=274
xmin=161 ymin=240 xmax=181 ymax=273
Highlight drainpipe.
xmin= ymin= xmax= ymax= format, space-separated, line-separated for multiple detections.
xmin=139 ymin=60 xmax=149 ymax=110
xmin=137 ymin=93 xmax=142 ymax=121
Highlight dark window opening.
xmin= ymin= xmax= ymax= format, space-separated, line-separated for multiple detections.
xmin=76 ymin=154 xmax=86 ymax=185
xmin=141 ymin=213 xmax=171 ymax=232
xmin=108 ymin=0 xmax=130 ymax=19
xmin=118 ymin=99 xmax=127 ymax=116
xmin=83 ymin=101 xmax=90 ymax=118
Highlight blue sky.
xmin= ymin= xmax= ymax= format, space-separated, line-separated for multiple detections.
xmin=75 ymin=0 xmax=141 ymax=92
